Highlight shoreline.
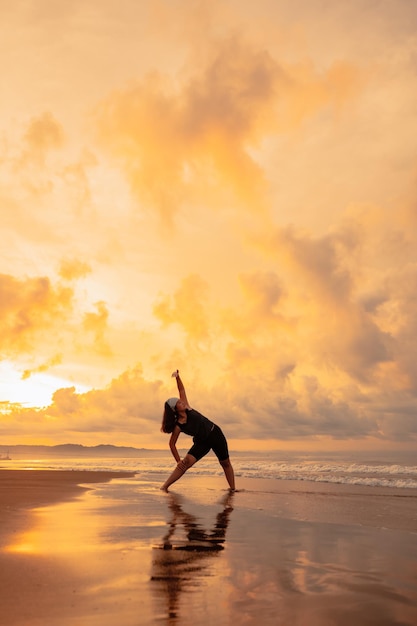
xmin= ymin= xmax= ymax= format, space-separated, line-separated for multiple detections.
xmin=0 ymin=468 xmax=135 ymax=510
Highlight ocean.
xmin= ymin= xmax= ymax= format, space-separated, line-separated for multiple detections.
xmin=1 ymin=449 xmax=416 ymax=490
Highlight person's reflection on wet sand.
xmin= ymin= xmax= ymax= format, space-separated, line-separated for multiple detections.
xmin=150 ymin=491 xmax=234 ymax=622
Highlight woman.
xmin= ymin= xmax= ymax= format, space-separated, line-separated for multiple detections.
xmin=160 ymin=370 xmax=235 ymax=492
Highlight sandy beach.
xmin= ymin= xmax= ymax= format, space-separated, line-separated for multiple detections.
xmin=1 ymin=468 xmax=416 ymax=626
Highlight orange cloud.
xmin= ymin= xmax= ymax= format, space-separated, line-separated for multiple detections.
xmin=258 ymin=226 xmax=393 ymax=382
xmin=12 ymin=112 xmax=66 ymax=199
xmin=239 ymin=271 xmax=284 ymax=321
xmin=60 ymin=149 xmax=98 ymax=215
xmin=51 ymin=386 xmax=80 ymax=415
xmin=45 ymin=365 xmax=164 ymax=438
xmin=280 ymin=59 xmax=361 ymax=128
xmin=153 ymin=274 xmax=210 ymax=341
xmin=20 ymin=111 xmax=65 ymax=167
xmin=95 ymin=35 xmax=360 ymax=221
xmin=21 ymin=354 xmax=63 ymax=380
xmin=218 ymin=270 xmax=294 ymax=369
xmin=83 ymin=301 xmax=112 ymax=356
xmin=0 ymin=273 xmax=73 ymax=356
xmin=59 ymin=258 xmax=92 ymax=281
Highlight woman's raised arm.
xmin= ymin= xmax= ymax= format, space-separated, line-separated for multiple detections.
xmin=172 ymin=370 xmax=190 ymax=408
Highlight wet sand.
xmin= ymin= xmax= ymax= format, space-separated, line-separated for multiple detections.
xmin=1 ymin=469 xmax=416 ymax=625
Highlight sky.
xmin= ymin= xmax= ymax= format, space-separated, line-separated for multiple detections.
xmin=1 ymin=0 xmax=417 ymax=451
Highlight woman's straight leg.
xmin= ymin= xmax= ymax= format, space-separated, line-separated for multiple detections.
xmin=220 ymin=458 xmax=235 ymax=491
xmin=161 ymin=454 xmax=197 ymax=491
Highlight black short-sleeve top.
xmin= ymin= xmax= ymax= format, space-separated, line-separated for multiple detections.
xmin=177 ymin=409 xmax=214 ymax=442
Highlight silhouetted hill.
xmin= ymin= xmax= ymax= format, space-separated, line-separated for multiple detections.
xmin=0 ymin=444 xmax=163 ymax=458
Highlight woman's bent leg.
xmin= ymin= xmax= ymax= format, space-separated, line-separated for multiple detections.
xmin=220 ymin=457 xmax=235 ymax=491
xmin=161 ymin=454 xmax=197 ymax=491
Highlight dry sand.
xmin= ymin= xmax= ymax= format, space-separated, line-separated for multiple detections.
xmin=1 ymin=469 xmax=416 ymax=626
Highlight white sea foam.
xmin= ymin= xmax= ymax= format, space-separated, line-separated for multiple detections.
xmin=2 ymin=454 xmax=416 ymax=489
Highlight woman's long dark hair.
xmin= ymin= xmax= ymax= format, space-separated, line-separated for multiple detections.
xmin=161 ymin=402 xmax=177 ymax=433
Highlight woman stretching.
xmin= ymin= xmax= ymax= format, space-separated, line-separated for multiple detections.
xmin=160 ymin=370 xmax=235 ymax=492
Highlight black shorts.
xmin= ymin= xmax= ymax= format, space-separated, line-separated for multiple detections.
xmin=187 ymin=424 xmax=229 ymax=462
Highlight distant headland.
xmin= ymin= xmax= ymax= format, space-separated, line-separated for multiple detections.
xmin=0 ymin=444 xmax=164 ymax=458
